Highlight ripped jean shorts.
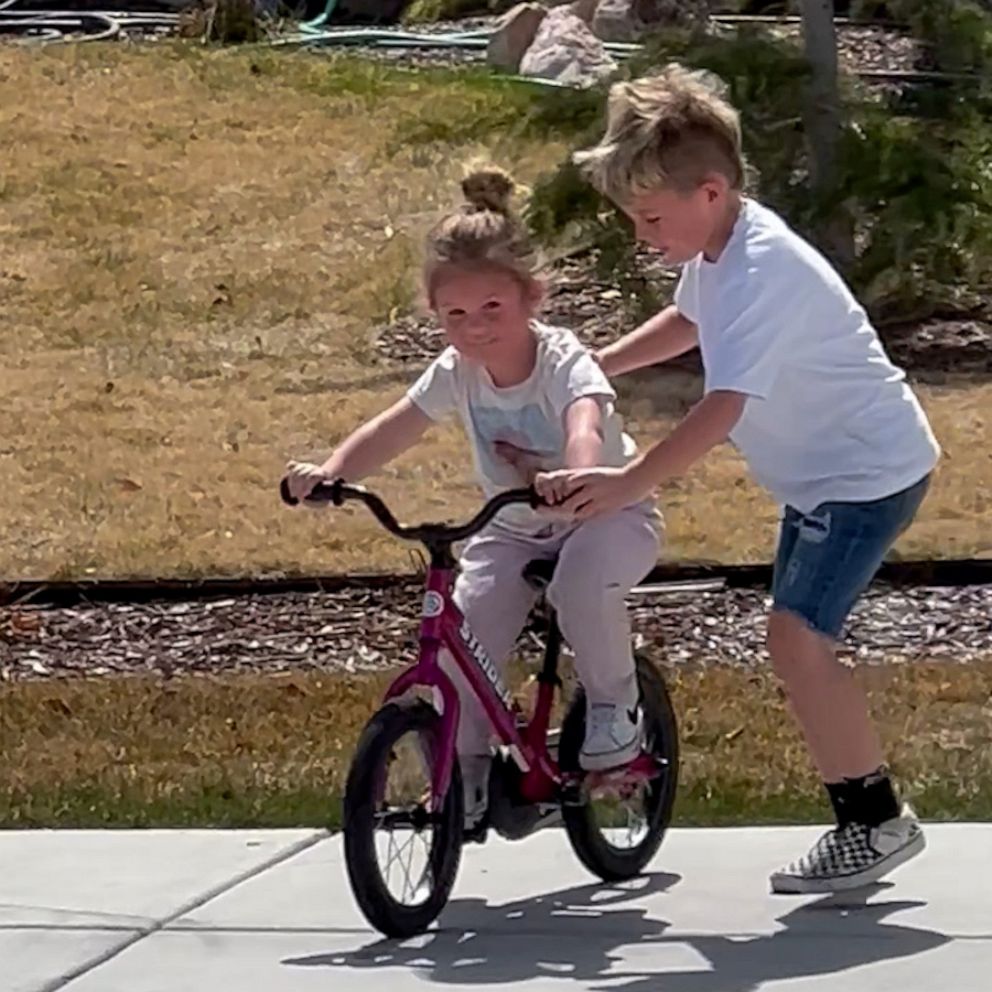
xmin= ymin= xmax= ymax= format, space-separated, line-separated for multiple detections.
xmin=771 ymin=474 xmax=931 ymax=639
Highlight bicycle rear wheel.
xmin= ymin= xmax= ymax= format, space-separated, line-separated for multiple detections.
xmin=559 ymin=655 xmax=679 ymax=881
xmin=343 ymin=700 xmax=463 ymax=937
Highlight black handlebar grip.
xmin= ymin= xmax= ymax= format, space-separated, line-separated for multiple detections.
xmin=280 ymin=477 xmax=298 ymax=507
xmin=281 ymin=477 xmax=343 ymax=507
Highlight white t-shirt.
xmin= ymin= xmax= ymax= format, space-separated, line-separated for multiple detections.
xmin=408 ymin=322 xmax=637 ymax=534
xmin=674 ymin=198 xmax=940 ymax=513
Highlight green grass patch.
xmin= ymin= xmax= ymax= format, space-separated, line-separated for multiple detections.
xmin=3 ymin=660 xmax=990 ymax=828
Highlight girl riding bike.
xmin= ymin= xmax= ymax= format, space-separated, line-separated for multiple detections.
xmin=284 ymin=166 xmax=662 ymax=839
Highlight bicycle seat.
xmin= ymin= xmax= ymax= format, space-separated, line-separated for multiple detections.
xmin=523 ymin=557 xmax=558 ymax=591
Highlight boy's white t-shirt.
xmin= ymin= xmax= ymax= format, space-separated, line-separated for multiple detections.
xmin=674 ymin=198 xmax=940 ymax=513
xmin=408 ymin=322 xmax=636 ymax=534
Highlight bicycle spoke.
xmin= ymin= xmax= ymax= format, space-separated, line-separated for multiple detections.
xmin=366 ymin=723 xmax=450 ymax=909
xmin=588 ymin=780 xmax=650 ymax=851
xmin=626 ymin=799 xmax=638 ymax=847
xmin=416 ymin=828 xmax=433 ymax=872
xmin=382 ymin=830 xmax=397 ymax=892
xmin=394 ymin=830 xmax=419 ymax=902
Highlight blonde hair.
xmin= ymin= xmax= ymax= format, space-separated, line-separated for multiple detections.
xmin=424 ymin=165 xmax=538 ymax=300
xmin=574 ymin=63 xmax=746 ymax=201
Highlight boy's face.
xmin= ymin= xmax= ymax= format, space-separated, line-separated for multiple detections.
xmin=623 ymin=182 xmax=725 ymax=264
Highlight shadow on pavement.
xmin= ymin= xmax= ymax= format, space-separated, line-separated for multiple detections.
xmin=284 ymin=875 xmax=950 ymax=989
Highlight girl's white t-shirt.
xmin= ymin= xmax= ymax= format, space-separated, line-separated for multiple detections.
xmin=675 ymin=198 xmax=940 ymax=513
xmin=408 ymin=322 xmax=636 ymax=534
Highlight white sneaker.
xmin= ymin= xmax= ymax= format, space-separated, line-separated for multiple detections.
xmin=580 ymin=701 xmax=642 ymax=772
xmin=460 ymin=754 xmax=491 ymax=838
xmin=770 ymin=804 xmax=926 ymax=894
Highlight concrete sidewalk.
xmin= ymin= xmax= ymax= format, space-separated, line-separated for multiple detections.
xmin=2 ymin=825 xmax=989 ymax=992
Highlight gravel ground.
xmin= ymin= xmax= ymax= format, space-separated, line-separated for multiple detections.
xmin=2 ymin=582 xmax=990 ymax=681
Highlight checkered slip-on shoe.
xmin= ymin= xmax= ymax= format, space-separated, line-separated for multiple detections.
xmin=770 ymin=805 xmax=926 ymax=894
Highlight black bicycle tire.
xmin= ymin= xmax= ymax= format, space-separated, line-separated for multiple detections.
xmin=559 ymin=655 xmax=680 ymax=881
xmin=343 ymin=700 xmax=464 ymax=937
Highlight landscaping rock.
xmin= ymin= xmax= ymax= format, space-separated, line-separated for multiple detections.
xmin=487 ymin=2 xmax=547 ymax=73
xmin=591 ymin=0 xmax=706 ymax=42
xmin=591 ymin=0 xmax=643 ymax=41
xmin=519 ymin=7 xmax=618 ymax=87
xmin=569 ymin=0 xmax=599 ymax=24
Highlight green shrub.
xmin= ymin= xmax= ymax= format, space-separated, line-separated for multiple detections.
xmin=856 ymin=0 xmax=992 ymax=77
xmin=525 ymin=18 xmax=992 ymax=323
xmin=838 ymin=105 xmax=992 ymax=320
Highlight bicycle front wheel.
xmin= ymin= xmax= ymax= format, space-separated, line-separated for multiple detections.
xmin=343 ymin=700 xmax=463 ymax=937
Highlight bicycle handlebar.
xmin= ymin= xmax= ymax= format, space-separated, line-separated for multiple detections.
xmin=280 ymin=477 xmax=542 ymax=545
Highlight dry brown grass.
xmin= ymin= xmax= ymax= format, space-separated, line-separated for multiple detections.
xmin=2 ymin=659 xmax=990 ymax=827
xmin=1 ymin=43 xmax=989 ymax=582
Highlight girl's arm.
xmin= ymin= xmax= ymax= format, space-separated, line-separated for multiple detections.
xmin=562 ymin=396 xmax=605 ymax=468
xmin=492 ymin=396 xmax=605 ymax=485
xmin=535 ymin=391 xmax=746 ymax=516
xmin=597 ymin=305 xmax=698 ymax=377
xmin=284 ymin=397 xmax=432 ymax=502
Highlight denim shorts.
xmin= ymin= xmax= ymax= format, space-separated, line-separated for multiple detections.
xmin=771 ymin=474 xmax=931 ymax=639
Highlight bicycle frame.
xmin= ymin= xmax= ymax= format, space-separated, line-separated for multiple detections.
xmin=280 ymin=477 xmax=669 ymax=819
xmin=383 ymin=563 xmax=560 ymax=813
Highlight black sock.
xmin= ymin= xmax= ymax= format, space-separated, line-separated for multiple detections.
xmin=844 ymin=767 xmax=901 ymax=827
xmin=825 ymin=781 xmax=852 ymax=828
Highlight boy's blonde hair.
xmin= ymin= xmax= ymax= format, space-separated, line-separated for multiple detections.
xmin=424 ymin=165 xmax=538 ymax=300
xmin=574 ymin=63 xmax=746 ymax=202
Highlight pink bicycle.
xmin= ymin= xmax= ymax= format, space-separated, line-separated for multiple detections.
xmin=281 ymin=479 xmax=680 ymax=938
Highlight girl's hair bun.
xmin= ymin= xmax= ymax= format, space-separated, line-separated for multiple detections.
xmin=461 ymin=166 xmax=515 ymax=215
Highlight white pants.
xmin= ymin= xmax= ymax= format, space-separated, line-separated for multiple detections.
xmin=442 ymin=505 xmax=662 ymax=755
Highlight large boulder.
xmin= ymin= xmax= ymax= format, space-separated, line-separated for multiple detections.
xmin=519 ymin=6 xmax=618 ymax=87
xmin=487 ymin=3 xmax=548 ymax=73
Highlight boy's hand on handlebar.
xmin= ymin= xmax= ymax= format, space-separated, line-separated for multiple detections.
xmin=533 ymin=470 xmax=572 ymax=507
xmin=533 ymin=471 xmax=581 ymax=519
xmin=536 ymin=466 xmax=643 ymax=519
xmin=283 ymin=460 xmax=332 ymax=507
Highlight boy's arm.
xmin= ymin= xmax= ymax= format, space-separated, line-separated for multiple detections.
xmin=625 ymin=390 xmax=745 ymax=493
xmin=597 ymin=305 xmax=698 ymax=377
xmin=537 ymin=390 xmax=746 ymax=516
xmin=285 ymin=397 xmax=432 ymax=502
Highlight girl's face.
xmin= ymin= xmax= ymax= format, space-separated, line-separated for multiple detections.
xmin=432 ymin=266 xmax=540 ymax=366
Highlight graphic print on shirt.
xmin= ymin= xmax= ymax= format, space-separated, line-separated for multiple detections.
xmin=469 ymin=404 xmax=563 ymax=481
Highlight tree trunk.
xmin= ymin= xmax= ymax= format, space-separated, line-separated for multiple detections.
xmin=799 ymin=0 xmax=855 ymax=270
